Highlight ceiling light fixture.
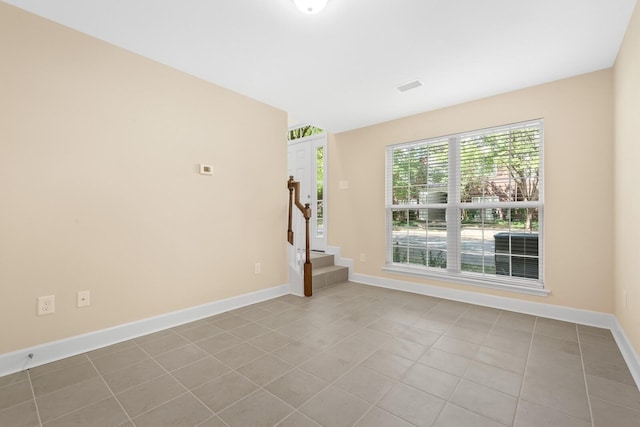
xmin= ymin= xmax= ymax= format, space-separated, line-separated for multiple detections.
xmin=293 ymin=0 xmax=328 ymax=15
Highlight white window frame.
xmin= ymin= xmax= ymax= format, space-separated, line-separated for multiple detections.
xmin=384 ymin=119 xmax=547 ymax=296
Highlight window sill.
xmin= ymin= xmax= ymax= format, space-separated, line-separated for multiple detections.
xmin=382 ymin=265 xmax=550 ymax=297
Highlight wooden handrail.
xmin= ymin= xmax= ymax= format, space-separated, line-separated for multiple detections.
xmin=287 ymin=176 xmax=312 ymax=297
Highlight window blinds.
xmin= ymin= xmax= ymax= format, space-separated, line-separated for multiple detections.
xmin=386 ymin=119 xmax=543 ymax=288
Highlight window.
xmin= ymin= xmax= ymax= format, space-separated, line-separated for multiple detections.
xmin=288 ymin=125 xmax=324 ymax=141
xmin=386 ymin=120 xmax=544 ymax=293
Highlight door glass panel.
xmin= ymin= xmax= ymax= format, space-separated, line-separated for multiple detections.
xmin=316 ymin=146 xmax=324 ymax=238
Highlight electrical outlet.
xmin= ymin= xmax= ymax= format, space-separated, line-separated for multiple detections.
xmin=77 ymin=290 xmax=90 ymax=307
xmin=254 ymin=262 xmax=261 ymax=274
xmin=360 ymin=253 xmax=366 ymax=262
xmin=37 ymin=295 xmax=55 ymax=316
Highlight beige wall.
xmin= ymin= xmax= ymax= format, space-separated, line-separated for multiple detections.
xmin=614 ymin=3 xmax=640 ymax=355
xmin=0 ymin=4 xmax=288 ymax=354
xmin=1 ymin=0 xmax=632 ymax=358
xmin=329 ymin=69 xmax=614 ymax=312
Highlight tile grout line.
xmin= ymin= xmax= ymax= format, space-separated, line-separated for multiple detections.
xmin=404 ymin=305 xmax=533 ymax=425
xmin=26 ymin=370 xmax=44 ymax=427
xmin=438 ymin=305 xmax=511 ymax=426
xmin=577 ymin=329 xmax=640 ymax=414
xmin=576 ymin=325 xmax=596 ymax=427
xmin=294 ymin=290 xmax=394 ymax=426
xmin=125 ymin=309 xmax=287 ymax=424
xmin=11 ymin=285 xmax=636 ymax=427
xmin=185 ymin=328 xmax=318 ymax=426
xmin=85 ymin=355 xmax=135 ymax=426
xmin=98 ymin=367 xmax=166 ymax=403
xmin=257 ymin=289 xmax=409 ymax=426
xmin=275 ymin=410 xmax=319 ymax=427
xmin=126 ymin=339 xmax=219 ymax=424
xmin=24 ymin=355 xmax=111 ymax=426
xmin=262 ymin=313 xmax=379 ymax=424
xmin=350 ymin=300 xmax=475 ymax=427
xmin=194 ymin=415 xmax=230 ymax=427
xmin=510 ymin=315 xmax=538 ymax=426
xmin=12 ymin=291 xmax=445 ymax=427
xmin=136 ymin=311 xmax=323 ymax=426
xmin=156 ymin=289 xmax=397 ymax=425
xmin=303 ymin=342 xmax=379 ymax=426
xmin=33 ymin=382 xmax=117 ymax=425
xmin=94 ymin=334 xmax=211 ymax=422
xmin=107 ymin=330 xmax=245 ymax=425
xmin=414 ymin=303 xmax=476 ymax=426
xmin=155 ymin=340 xmax=290 ymax=422
xmin=216 ymin=386 xmax=296 ymax=426
xmin=386 ymin=298 xmax=468 ymax=423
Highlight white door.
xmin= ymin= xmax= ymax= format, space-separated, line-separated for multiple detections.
xmin=287 ymin=134 xmax=327 ymax=252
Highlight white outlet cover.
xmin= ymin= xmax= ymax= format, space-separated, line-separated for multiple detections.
xmin=37 ymin=295 xmax=55 ymax=316
xmin=77 ymin=290 xmax=90 ymax=307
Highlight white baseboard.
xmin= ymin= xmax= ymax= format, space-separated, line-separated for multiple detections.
xmin=0 ymin=283 xmax=291 ymax=377
xmin=609 ymin=317 xmax=640 ymax=390
xmin=351 ymin=272 xmax=640 ymax=388
xmin=351 ymin=272 xmax=611 ymax=325
xmin=4 ymin=266 xmax=640 ymax=390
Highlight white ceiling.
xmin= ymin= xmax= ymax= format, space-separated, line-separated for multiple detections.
xmin=4 ymin=0 xmax=637 ymax=133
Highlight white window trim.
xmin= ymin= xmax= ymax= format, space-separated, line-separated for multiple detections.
xmin=382 ymin=265 xmax=549 ymax=296
xmin=385 ymin=119 xmax=546 ymax=296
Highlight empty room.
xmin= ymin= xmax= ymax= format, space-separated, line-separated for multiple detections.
xmin=1 ymin=0 xmax=640 ymax=426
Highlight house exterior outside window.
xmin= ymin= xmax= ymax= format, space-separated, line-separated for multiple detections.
xmin=385 ymin=119 xmax=544 ymax=295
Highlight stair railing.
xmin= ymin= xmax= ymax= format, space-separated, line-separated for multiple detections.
xmin=287 ymin=176 xmax=312 ymax=296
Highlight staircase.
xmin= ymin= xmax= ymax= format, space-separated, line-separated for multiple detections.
xmin=310 ymin=251 xmax=349 ymax=290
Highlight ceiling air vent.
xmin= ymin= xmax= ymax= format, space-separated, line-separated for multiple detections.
xmin=396 ymin=80 xmax=423 ymax=92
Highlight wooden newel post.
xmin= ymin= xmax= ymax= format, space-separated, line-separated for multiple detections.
xmin=303 ymin=203 xmax=312 ymax=297
xmin=287 ymin=176 xmax=294 ymax=245
xmin=286 ymin=176 xmax=313 ymax=297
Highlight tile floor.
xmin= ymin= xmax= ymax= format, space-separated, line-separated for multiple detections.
xmin=1 ymin=282 xmax=640 ymax=427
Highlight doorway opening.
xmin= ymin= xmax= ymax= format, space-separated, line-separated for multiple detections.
xmin=287 ymin=126 xmax=327 ymax=252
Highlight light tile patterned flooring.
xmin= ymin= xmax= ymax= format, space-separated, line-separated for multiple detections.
xmin=2 ymin=282 xmax=640 ymax=427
